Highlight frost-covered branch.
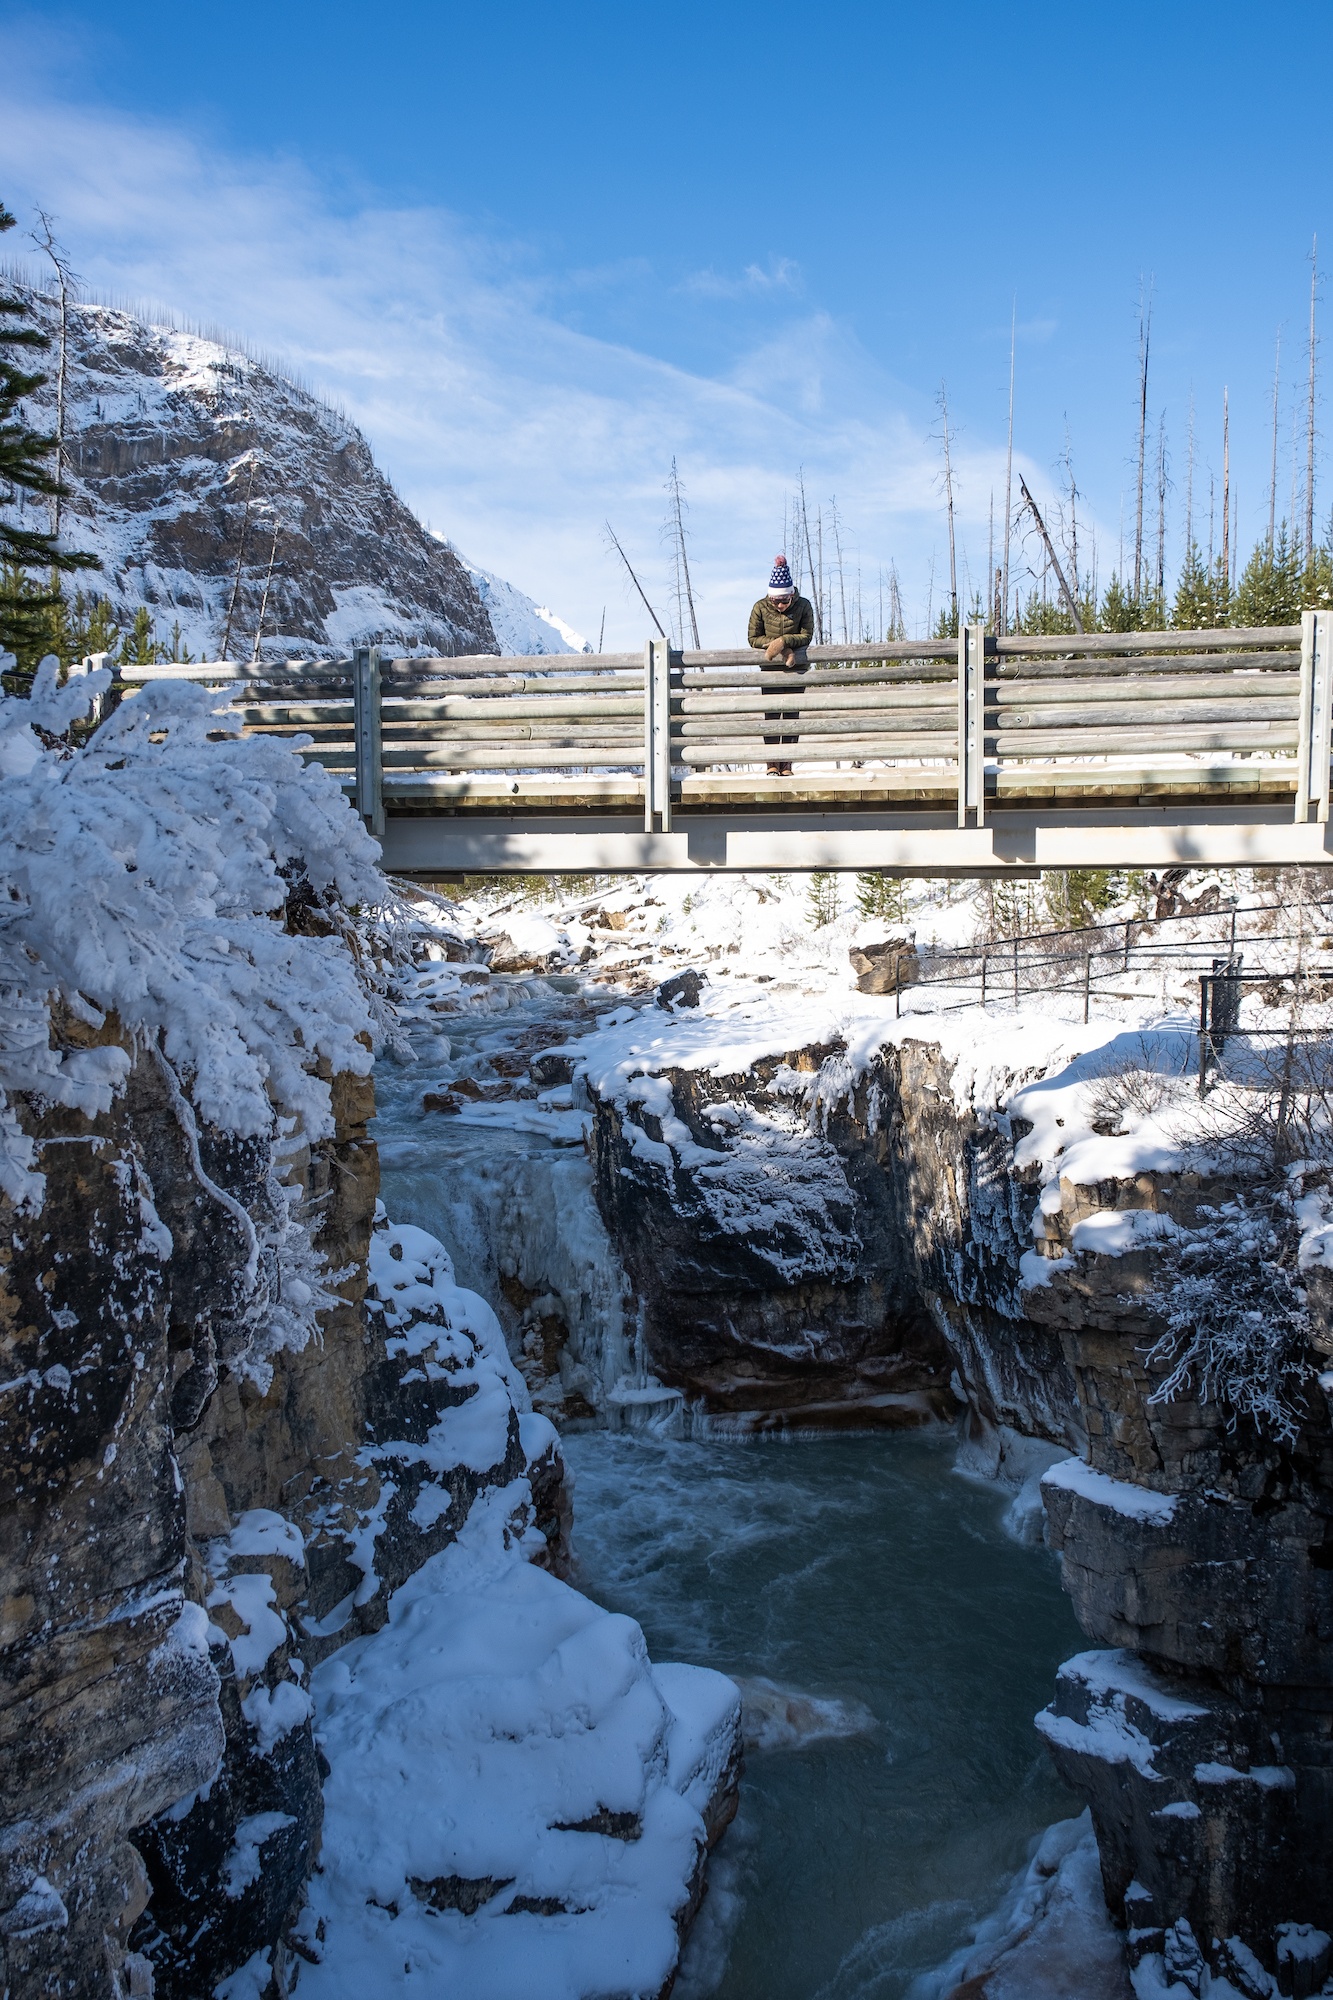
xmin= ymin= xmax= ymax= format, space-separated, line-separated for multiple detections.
xmin=0 ymin=659 xmax=383 ymax=1224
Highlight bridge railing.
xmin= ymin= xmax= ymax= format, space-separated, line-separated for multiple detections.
xmin=111 ymin=614 xmax=1332 ymax=838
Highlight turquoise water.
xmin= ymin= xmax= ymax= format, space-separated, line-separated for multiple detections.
xmin=562 ymin=1431 xmax=1082 ymax=2000
xmin=373 ymin=975 xmax=1083 ymax=1999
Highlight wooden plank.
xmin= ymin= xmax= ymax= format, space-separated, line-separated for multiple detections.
xmin=678 ymin=684 xmax=956 ymax=717
xmin=990 ymin=724 xmax=1298 ymax=756
xmin=993 ymin=760 xmax=1297 ymax=792
xmin=994 ymin=650 xmax=1300 ymax=681
xmin=379 ymin=744 xmax=647 ymax=770
xmin=993 ymin=670 xmax=1301 ymax=704
xmin=681 ymin=661 xmax=957 ymax=689
xmin=382 ymin=650 xmax=641 ymax=675
xmin=677 ymin=709 xmax=955 ymax=739
xmin=678 ymin=641 xmax=959 ymax=668
xmin=679 ymin=737 xmax=959 ymax=764
xmin=993 ymin=624 xmax=1300 ymax=656
xmin=378 ymin=671 xmax=644 ymax=699
xmin=994 ymin=697 xmax=1299 ymax=729
xmin=381 ymin=694 xmax=646 ymax=722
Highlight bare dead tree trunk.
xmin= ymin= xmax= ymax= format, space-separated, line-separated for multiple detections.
xmin=798 ymin=473 xmax=820 ymax=640
xmin=1270 ymin=326 xmax=1282 ymax=553
xmin=1019 ymin=476 xmax=1084 ymax=630
xmin=1156 ymin=414 xmax=1167 ymax=601
xmin=220 ymin=458 xmax=258 ymax=661
xmin=605 ymin=520 xmax=665 ymax=637
xmin=1307 ymin=236 xmax=1319 ymax=562
xmin=251 ymin=523 xmax=280 ymax=662
xmin=667 ymin=458 xmax=700 ymax=648
xmin=938 ymin=382 xmax=958 ymax=628
xmin=1221 ymin=387 xmax=1230 ymax=588
xmin=1001 ymin=302 xmax=1015 ymax=636
xmin=987 ymin=490 xmax=994 ymax=630
xmin=31 ymin=211 xmax=75 ymax=540
xmin=831 ymin=499 xmax=848 ymax=642
xmin=1134 ymin=282 xmax=1152 ymax=600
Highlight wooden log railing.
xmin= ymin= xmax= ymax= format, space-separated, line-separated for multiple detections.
xmin=111 ymin=613 xmax=1333 ymax=840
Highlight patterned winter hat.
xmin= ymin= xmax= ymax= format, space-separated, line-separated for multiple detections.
xmin=767 ymin=554 xmax=795 ymax=597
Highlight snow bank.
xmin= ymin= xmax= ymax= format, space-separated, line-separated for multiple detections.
xmin=0 ymin=661 xmax=381 ymax=1211
xmin=292 ymin=1227 xmax=740 ymax=2000
xmin=458 ymin=554 xmax=590 ymax=655
xmin=1042 ymin=1458 xmax=1179 ymax=1526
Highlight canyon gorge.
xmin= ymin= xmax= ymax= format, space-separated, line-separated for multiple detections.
xmin=4 ymin=669 xmax=1333 ymax=2000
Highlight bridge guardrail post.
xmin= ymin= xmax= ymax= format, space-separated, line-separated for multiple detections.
xmin=957 ymin=621 xmax=986 ymax=827
xmin=353 ymin=644 xmax=385 ymax=837
xmin=1295 ymin=608 xmax=1333 ymax=823
xmin=644 ymin=636 xmax=672 ymax=833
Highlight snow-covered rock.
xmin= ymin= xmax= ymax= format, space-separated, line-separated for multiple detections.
xmin=459 ymin=555 xmax=590 ymax=656
xmin=4 ymin=286 xmax=576 ymax=663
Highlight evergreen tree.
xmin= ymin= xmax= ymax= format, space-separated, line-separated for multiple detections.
xmin=856 ymin=873 xmax=907 ymax=925
xmin=1171 ymin=544 xmax=1230 ymax=629
xmin=0 ymin=198 xmax=99 ymax=670
xmin=1043 ymin=869 xmax=1117 ymax=929
xmin=806 ymin=872 xmax=840 ymax=928
xmin=1233 ymin=524 xmax=1304 ymax=626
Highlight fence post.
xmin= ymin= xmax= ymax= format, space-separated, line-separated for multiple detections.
xmin=980 ymin=954 xmax=988 ymax=1009
xmin=1294 ymin=608 xmax=1333 ymax=822
xmin=1197 ymin=975 xmax=1211 ymax=1095
xmin=1083 ymin=952 xmax=1092 ymax=1023
xmin=643 ymin=636 xmax=672 ymax=834
xmin=353 ymin=645 xmax=384 ymax=837
xmin=957 ymin=621 xmax=986 ymax=828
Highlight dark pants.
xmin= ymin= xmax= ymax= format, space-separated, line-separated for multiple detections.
xmin=761 ymin=651 xmax=809 ymax=749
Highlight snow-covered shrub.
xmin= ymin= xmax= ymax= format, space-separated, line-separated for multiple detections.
xmin=1 ymin=657 xmax=387 ymax=1372
xmin=1086 ymin=1032 xmax=1193 ymax=1134
xmin=1145 ymin=1205 xmax=1312 ymax=1445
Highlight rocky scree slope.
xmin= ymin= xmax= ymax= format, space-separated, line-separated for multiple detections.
xmin=5 ymin=286 xmax=510 ymax=662
xmin=0 ymin=676 xmax=736 ymax=2000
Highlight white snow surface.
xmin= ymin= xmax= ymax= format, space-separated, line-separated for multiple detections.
xmin=458 ymin=553 xmax=590 ymax=655
xmin=0 ymin=663 xmax=380 ymax=1213
xmin=1041 ymin=1458 xmax=1179 ymax=1526
xmin=293 ymin=1223 xmax=740 ymax=2000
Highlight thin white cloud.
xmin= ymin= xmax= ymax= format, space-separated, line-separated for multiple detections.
xmin=0 ymin=79 xmax=1067 ymax=645
xmin=681 ymin=258 xmax=802 ymax=299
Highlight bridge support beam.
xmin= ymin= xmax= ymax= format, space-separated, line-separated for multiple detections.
xmin=1295 ymin=609 xmax=1333 ymax=823
xmin=353 ymin=645 xmax=384 ymax=837
xmin=958 ymin=621 xmax=986 ymax=827
xmin=643 ymin=637 xmax=672 ymax=833
xmin=377 ymin=808 xmax=1333 ymax=878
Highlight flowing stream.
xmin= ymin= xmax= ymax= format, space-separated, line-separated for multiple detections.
xmin=374 ymin=973 xmax=1084 ymax=1999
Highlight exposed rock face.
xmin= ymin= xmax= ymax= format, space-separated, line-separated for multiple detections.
xmin=585 ymin=1030 xmax=1333 ymax=1983
xmin=587 ymin=1038 xmax=1070 ymax=1436
xmin=9 ymin=287 xmax=499 ymax=661
xmin=1027 ymin=1172 xmax=1333 ymax=1984
xmin=0 ymin=1015 xmax=580 ymax=1997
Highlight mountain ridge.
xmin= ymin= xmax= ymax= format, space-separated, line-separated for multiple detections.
xmin=3 ymin=285 xmax=582 ymax=661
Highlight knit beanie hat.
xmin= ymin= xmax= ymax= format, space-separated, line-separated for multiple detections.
xmin=767 ymin=554 xmax=795 ymax=597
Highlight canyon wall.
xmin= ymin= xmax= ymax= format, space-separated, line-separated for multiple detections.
xmin=584 ymin=1027 xmax=1333 ymax=1991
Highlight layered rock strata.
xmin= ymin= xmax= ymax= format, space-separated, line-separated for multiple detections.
xmin=1 ymin=1008 xmax=738 ymax=1998
xmin=580 ymin=1028 xmax=1333 ymax=1988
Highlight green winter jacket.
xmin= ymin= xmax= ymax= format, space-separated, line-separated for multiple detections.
xmin=748 ymin=594 xmax=814 ymax=653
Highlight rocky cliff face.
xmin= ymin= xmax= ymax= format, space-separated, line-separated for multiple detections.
xmin=8 ymin=287 xmax=500 ymax=661
xmin=580 ymin=1025 xmax=1333 ymax=1991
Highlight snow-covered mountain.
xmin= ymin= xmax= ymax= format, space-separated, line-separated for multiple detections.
xmin=456 ymin=554 xmax=590 ymax=655
xmin=4 ymin=286 xmax=581 ymax=661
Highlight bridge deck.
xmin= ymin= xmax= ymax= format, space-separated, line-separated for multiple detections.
xmin=119 ymin=616 xmax=1333 ymax=874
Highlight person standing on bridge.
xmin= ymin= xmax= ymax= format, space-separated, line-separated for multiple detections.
xmin=748 ymin=555 xmax=814 ymax=776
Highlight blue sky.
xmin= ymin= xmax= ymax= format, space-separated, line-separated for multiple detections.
xmin=1 ymin=1 xmax=1330 ymax=645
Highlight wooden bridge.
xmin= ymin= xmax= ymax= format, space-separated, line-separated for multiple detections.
xmin=121 ymin=614 xmax=1333 ymax=876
